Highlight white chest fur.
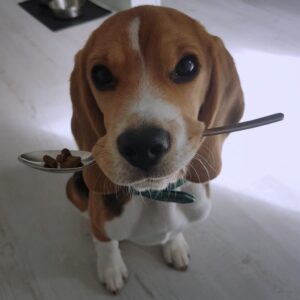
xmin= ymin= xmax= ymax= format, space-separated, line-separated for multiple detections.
xmin=104 ymin=182 xmax=211 ymax=245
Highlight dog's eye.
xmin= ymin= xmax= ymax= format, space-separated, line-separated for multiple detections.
xmin=91 ymin=65 xmax=117 ymax=91
xmin=170 ymin=55 xmax=199 ymax=84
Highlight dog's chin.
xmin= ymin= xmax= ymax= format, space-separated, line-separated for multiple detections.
xmin=130 ymin=172 xmax=179 ymax=192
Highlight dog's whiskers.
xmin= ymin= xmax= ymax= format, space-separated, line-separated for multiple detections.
xmin=189 ymin=162 xmax=202 ymax=183
xmin=199 ymin=144 xmax=216 ymax=165
xmin=192 ymin=156 xmax=211 ymax=181
xmin=194 ymin=152 xmax=217 ymax=174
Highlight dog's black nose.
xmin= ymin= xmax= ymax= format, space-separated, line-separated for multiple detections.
xmin=117 ymin=127 xmax=171 ymax=171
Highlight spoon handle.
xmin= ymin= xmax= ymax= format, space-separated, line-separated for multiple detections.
xmin=203 ymin=113 xmax=284 ymax=136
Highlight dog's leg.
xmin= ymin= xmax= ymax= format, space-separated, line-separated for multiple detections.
xmin=162 ymin=232 xmax=190 ymax=271
xmin=93 ymin=238 xmax=128 ymax=294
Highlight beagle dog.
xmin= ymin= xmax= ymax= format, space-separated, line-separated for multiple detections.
xmin=67 ymin=5 xmax=244 ymax=294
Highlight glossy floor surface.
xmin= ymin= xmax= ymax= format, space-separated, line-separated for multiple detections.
xmin=0 ymin=0 xmax=299 ymax=299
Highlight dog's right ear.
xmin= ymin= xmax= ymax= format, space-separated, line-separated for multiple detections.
xmin=70 ymin=50 xmax=116 ymax=194
xmin=70 ymin=50 xmax=105 ymax=150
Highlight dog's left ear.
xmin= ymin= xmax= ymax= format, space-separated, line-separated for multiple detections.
xmin=186 ymin=36 xmax=244 ymax=183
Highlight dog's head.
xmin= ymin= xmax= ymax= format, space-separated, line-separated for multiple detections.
xmin=70 ymin=6 xmax=244 ymax=193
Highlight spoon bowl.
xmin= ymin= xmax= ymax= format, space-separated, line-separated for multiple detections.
xmin=18 ymin=150 xmax=95 ymax=173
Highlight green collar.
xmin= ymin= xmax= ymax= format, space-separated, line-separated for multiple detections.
xmin=130 ymin=179 xmax=195 ymax=204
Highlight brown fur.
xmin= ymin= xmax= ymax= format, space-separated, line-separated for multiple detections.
xmin=66 ymin=172 xmax=89 ymax=212
xmin=88 ymin=190 xmax=131 ymax=242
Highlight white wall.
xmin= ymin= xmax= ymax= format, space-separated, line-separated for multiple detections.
xmin=91 ymin=0 xmax=160 ymax=11
xmin=131 ymin=0 xmax=161 ymax=6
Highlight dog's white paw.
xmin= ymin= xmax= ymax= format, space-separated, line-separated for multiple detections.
xmin=94 ymin=239 xmax=128 ymax=294
xmin=162 ymin=233 xmax=190 ymax=271
xmin=97 ymin=254 xmax=128 ymax=294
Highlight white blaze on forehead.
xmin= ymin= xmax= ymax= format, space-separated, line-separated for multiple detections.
xmin=123 ymin=18 xmax=186 ymax=150
xmin=132 ymin=94 xmax=180 ymax=122
xmin=128 ymin=17 xmax=141 ymax=52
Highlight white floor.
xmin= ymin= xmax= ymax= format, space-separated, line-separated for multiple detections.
xmin=0 ymin=0 xmax=299 ymax=299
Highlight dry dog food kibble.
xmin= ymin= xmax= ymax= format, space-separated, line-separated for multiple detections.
xmin=61 ymin=156 xmax=83 ymax=168
xmin=56 ymin=148 xmax=71 ymax=163
xmin=43 ymin=148 xmax=83 ymax=168
xmin=43 ymin=155 xmax=58 ymax=168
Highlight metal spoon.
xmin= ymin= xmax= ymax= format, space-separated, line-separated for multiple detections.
xmin=18 ymin=113 xmax=284 ymax=173
xmin=203 ymin=112 xmax=284 ymax=136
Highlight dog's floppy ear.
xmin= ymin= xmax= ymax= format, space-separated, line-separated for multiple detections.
xmin=70 ymin=49 xmax=116 ymax=193
xmin=186 ymin=36 xmax=244 ymax=183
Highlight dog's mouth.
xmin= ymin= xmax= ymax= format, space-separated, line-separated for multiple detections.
xmin=128 ymin=171 xmax=180 ymax=192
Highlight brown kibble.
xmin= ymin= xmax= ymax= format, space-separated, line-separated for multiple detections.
xmin=61 ymin=148 xmax=71 ymax=157
xmin=43 ymin=155 xmax=58 ymax=168
xmin=56 ymin=154 xmax=64 ymax=163
xmin=56 ymin=148 xmax=71 ymax=163
xmin=43 ymin=148 xmax=82 ymax=169
xmin=61 ymin=156 xmax=82 ymax=168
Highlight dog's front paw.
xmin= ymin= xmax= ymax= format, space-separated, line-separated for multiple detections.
xmin=94 ymin=240 xmax=128 ymax=294
xmin=97 ymin=254 xmax=128 ymax=294
xmin=162 ymin=233 xmax=190 ymax=271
